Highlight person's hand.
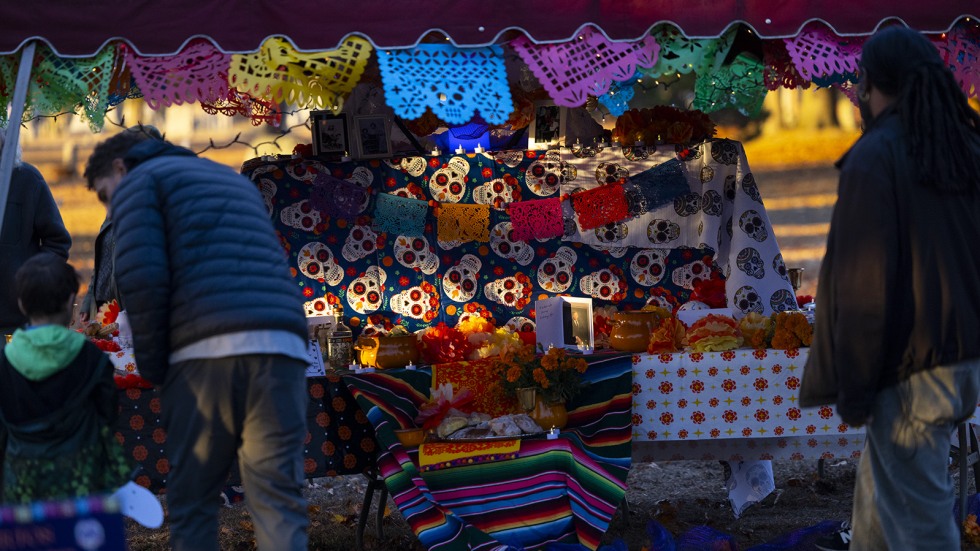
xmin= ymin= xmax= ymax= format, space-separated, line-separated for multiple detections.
xmin=79 ymin=311 xmax=90 ymax=323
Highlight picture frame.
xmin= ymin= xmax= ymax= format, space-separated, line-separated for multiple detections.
xmin=353 ymin=115 xmax=393 ymax=159
xmin=534 ymin=296 xmax=594 ymax=353
xmin=311 ymin=111 xmax=350 ymax=160
xmin=528 ymin=101 xmax=567 ymax=149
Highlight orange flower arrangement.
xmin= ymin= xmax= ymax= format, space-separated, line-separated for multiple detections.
xmin=496 ymin=344 xmax=588 ymax=403
xmin=738 ymin=312 xmax=773 ymax=350
xmin=770 ymin=312 xmax=813 ymax=350
xmin=611 ymin=106 xmax=716 ymax=146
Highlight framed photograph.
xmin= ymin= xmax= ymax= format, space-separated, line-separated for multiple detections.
xmin=353 ymin=115 xmax=393 ymax=159
xmin=534 ymin=296 xmax=594 ymax=353
xmin=311 ymin=111 xmax=350 ymax=159
xmin=528 ymin=101 xmax=567 ymax=149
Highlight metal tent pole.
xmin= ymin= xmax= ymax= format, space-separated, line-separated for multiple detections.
xmin=0 ymin=41 xmax=37 ymax=235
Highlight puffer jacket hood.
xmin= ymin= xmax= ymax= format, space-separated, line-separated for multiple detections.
xmin=3 ymin=325 xmax=86 ymax=381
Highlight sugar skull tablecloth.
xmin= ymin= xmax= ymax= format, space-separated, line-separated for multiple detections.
xmin=242 ymin=140 xmax=795 ymax=339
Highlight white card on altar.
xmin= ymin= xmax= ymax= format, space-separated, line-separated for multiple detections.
xmin=535 ymin=296 xmax=593 ymax=353
xmin=306 ymin=340 xmax=326 ymax=378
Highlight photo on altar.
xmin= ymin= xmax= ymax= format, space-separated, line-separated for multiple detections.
xmin=353 ymin=115 xmax=392 ymax=159
xmin=311 ymin=110 xmax=349 ymax=160
xmin=529 ymin=100 xmax=566 ymax=149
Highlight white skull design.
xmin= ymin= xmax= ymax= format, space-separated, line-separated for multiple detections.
xmin=769 ymin=289 xmax=798 ymax=313
xmin=493 ymin=150 xmax=524 ymax=168
xmin=490 ymin=222 xmax=534 ymax=266
xmin=346 ymin=266 xmax=387 ymax=314
xmin=346 ymin=166 xmax=374 ymax=188
xmin=284 ymin=160 xmax=325 ymax=182
xmin=386 ymin=156 xmax=427 ymax=177
xmin=671 ymin=259 xmax=712 ymax=290
xmin=437 ymin=238 xmax=465 ymax=251
xmin=580 ymin=268 xmax=624 ymax=301
xmin=734 ymin=285 xmax=764 ymax=315
xmin=505 ymin=316 xmax=536 ymax=333
xmin=484 ymin=276 xmax=530 ymax=308
xmin=442 ymin=254 xmax=482 ymax=302
xmin=303 ymin=297 xmax=332 ymax=317
xmin=537 ymin=246 xmax=577 ymax=292
xmin=429 ymin=156 xmax=469 ymax=202
xmin=473 ymin=174 xmax=520 ymax=210
xmin=647 ymin=219 xmax=681 ymax=245
xmin=630 ymin=249 xmax=668 ymax=286
xmin=297 ymin=242 xmax=344 ymax=285
xmin=595 ymin=162 xmax=629 ymax=184
xmin=594 ymin=222 xmax=629 ymax=244
xmin=739 ymin=210 xmax=769 ymax=242
xmin=393 ymin=235 xmax=439 ymax=275
xmin=390 ymin=285 xmax=437 ymax=321
xmin=280 ymin=200 xmax=321 ymax=232
xmin=736 ymin=247 xmax=765 ymax=279
xmin=255 ymin=179 xmax=277 ymax=218
xmin=525 ymin=151 xmax=575 ymax=196
xmin=342 ymin=224 xmax=380 ymax=262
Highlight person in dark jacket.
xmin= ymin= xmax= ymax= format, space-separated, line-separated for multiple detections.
xmin=78 ymin=125 xmax=162 ymax=323
xmin=0 ymin=132 xmax=71 ymax=336
xmin=800 ymin=27 xmax=980 ymax=551
xmin=105 ymin=134 xmax=309 ymax=551
xmin=0 ymin=252 xmax=131 ymax=503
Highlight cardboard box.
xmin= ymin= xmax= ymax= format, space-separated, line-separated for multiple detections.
xmin=535 ymin=296 xmax=594 ymax=353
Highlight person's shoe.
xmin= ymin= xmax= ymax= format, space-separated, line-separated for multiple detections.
xmin=814 ymin=520 xmax=852 ymax=551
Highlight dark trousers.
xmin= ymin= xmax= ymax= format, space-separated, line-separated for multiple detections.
xmin=162 ymin=355 xmax=309 ymax=551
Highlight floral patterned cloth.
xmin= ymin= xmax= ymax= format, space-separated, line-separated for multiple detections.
xmin=631 ymin=348 xmax=867 ymax=461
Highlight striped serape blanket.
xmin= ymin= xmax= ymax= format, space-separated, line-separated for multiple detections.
xmin=344 ymin=353 xmax=633 ymax=550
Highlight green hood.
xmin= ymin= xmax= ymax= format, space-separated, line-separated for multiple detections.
xmin=3 ymin=326 xmax=86 ymax=381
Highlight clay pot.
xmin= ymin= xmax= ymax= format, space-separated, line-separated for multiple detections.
xmin=528 ymin=394 xmax=568 ymax=430
xmin=355 ymin=334 xmax=420 ymax=369
xmin=609 ymin=311 xmax=663 ymax=352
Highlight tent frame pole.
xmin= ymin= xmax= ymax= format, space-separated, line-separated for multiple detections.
xmin=0 ymin=41 xmax=37 ymax=234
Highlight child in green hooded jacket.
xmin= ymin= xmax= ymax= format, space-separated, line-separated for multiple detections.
xmin=0 ymin=252 xmax=131 ymax=503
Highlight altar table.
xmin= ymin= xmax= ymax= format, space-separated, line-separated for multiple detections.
xmin=343 ymin=353 xmax=633 ymax=551
xmin=113 ymin=373 xmax=377 ymax=493
xmin=630 ymin=348 xmax=866 ymax=462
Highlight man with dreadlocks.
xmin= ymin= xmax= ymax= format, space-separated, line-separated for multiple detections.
xmin=801 ymin=26 xmax=980 ymax=551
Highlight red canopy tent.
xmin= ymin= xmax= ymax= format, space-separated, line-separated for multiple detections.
xmin=0 ymin=0 xmax=976 ymax=55
xmin=1 ymin=0 xmax=977 ymax=230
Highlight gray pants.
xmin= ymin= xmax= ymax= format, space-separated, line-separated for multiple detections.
xmin=162 ymin=355 xmax=309 ymax=551
xmin=852 ymin=358 xmax=980 ymax=551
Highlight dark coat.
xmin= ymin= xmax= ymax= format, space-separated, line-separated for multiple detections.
xmin=0 ymin=163 xmax=71 ymax=330
xmin=110 ymin=141 xmax=307 ymax=384
xmin=800 ymin=110 xmax=980 ymax=425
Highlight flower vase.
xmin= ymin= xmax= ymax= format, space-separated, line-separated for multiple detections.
xmin=528 ymin=395 xmax=568 ymax=431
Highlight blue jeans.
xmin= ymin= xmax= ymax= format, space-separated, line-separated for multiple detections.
xmin=162 ymin=354 xmax=309 ymax=551
xmin=852 ymin=358 xmax=980 ymax=551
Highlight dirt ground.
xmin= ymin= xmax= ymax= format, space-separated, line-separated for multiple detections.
xmin=125 ymin=455 xmax=980 ymax=550
xmin=124 ymin=458 xmax=859 ymax=550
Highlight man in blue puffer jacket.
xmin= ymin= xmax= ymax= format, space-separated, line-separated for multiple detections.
xmin=102 ymin=135 xmax=309 ymax=551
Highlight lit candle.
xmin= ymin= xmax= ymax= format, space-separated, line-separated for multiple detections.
xmin=455 ymin=144 xmax=465 ymax=154
xmin=547 ymin=427 xmax=559 ymax=440
xmin=341 ymin=150 xmax=352 ymax=162
xmin=474 ymin=144 xmax=485 ymax=154
xmin=431 ymin=147 xmax=441 ymax=156
xmin=406 ymin=361 xmax=416 ymax=371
